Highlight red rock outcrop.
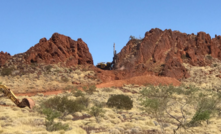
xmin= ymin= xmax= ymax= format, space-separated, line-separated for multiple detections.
xmin=0 ymin=51 xmax=11 ymax=67
xmin=114 ymin=28 xmax=221 ymax=80
xmin=2 ymin=33 xmax=93 ymax=67
xmin=24 ymin=33 xmax=93 ymax=66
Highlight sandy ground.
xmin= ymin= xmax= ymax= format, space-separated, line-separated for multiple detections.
xmin=1 ymin=84 xmax=221 ymax=134
xmin=1 ymin=57 xmax=221 ymax=133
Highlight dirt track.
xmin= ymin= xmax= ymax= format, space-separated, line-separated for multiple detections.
xmin=14 ymin=74 xmax=181 ymax=97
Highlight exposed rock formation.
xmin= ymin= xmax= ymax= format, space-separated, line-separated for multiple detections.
xmin=0 ymin=51 xmax=11 ymax=67
xmin=115 ymin=28 xmax=221 ymax=80
xmin=2 ymin=33 xmax=93 ymax=67
xmin=25 ymin=33 xmax=93 ymax=66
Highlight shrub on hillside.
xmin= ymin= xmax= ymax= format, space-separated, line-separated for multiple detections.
xmin=106 ymin=94 xmax=133 ymax=110
xmin=45 ymin=65 xmax=53 ymax=73
xmin=71 ymin=89 xmax=85 ymax=97
xmin=1 ymin=67 xmax=13 ymax=76
xmin=61 ymin=76 xmax=69 ymax=83
xmin=86 ymin=85 xmax=97 ymax=95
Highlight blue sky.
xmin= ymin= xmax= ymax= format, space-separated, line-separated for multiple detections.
xmin=1 ymin=0 xmax=221 ymax=65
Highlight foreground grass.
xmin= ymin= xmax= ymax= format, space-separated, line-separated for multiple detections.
xmin=1 ymin=84 xmax=221 ymax=134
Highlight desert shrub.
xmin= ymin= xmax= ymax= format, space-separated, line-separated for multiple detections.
xmin=72 ymin=89 xmax=85 ymax=97
xmin=39 ymin=95 xmax=86 ymax=119
xmin=141 ymin=84 xmax=199 ymax=97
xmin=82 ymin=86 xmax=87 ymax=91
xmin=63 ymin=85 xmax=74 ymax=91
xmin=188 ymin=110 xmax=211 ymax=126
xmin=106 ymin=94 xmax=133 ymax=110
xmin=140 ymin=97 xmax=168 ymax=114
xmin=139 ymin=84 xmax=221 ymax=133
xmin=183 ymin=84 xmax=200 ymax=95
xmin=89 ymin=106 xmax=105 ymax=122
xmin=41 ymin=107 xmax=69 ymax=132
xmin=68 ymin=68 xmax=73 ymax=72
xmin=30 ymin=62 xmax=38 ymax=68
xmin=86 ymin=85 xmax=96 ymax=94
xmin=1 ymin=67 xmax=13 ymax=76
xmin=102 ymin=87 xmax=113 ymax=92
xmin=61 ymin=76 xmax=69 ymax=83
xmin=54 ymin=69 xmax=61 ymax=73
xmin=213 ymin=64 xmax=218 ymax=67
xmin=82 ymin=68 xmax=88 ymax=71
xmin=187 ymin=92 xmax=221 ymax=127
xmin=206 ymin=55 xmax=212 ymax=60
xmin=129 ymin=35 xmax=136 ymax=40
xmin=45 ymin=65 xmax=53 ymax=72
xmin=93 ymin=100 xmax=106 ymax=108
xmin=140 ymin=91 xmax=169 ymax=133
xmin=140 ymin=84 xmax=173 ymax=98
xmin=75 ymin=96 xmax=90 ymax=108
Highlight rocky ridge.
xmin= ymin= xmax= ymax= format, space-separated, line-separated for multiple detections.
xmin=1 ymin=33 xmax=93 ymax=68
xmin=115 ymin=28 xmax=221 ymax=80
xmin=0 ymin=51 xmax=11 ymax=67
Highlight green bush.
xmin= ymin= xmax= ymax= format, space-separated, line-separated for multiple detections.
xmin=82 ymin=86 xmax=87 ymax=91
xmin=102 ymin=87 xmax=113 ymax=92
xmin=139 ymin=84 xmax=173 ymax=98
xmin=139 ymin=84 xmax=221 ymax=133
xmin=213 ymin=64 xmax=218 ymax=67
xmin=89 ymin=105 xmax=105 ymax=123
xmin=61 ymin=77 xmax=69 ymax=83
xmin=1 ymin=67 xmax=13 ymax=76
xmin=30 ymin=62 xmax=38 ymax=68
xmin=206 ymin=55 xmax=212 ymax=60
xmin=187 ymin=92 xmax=221 ymax=126
xmin=39 ymin=95 xmax=86 ymax=119
xmin=75 ymin=96 xmax=90 ymax=108
xmin=89 ymin=106 xmax=105 ymax=118
xmin=188 ymin=110 xmax=211 ymax=126
xmin=72 ymin=89 xmax=85 ymax=97
xmin=86 ymin=85 xmax=96 ymax=94
xmin=41 ymin=108 xmax=69 ymax=131
xmin=106 ymin=94 xmax=133 ymax=110
xmin=63 ymin=85 xmax=74 ymax=91
xmin=45 ymin=65 xmax=53 ymax=72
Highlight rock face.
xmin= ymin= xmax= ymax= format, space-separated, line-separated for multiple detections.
xmin=0 ymin=51 xmax=11 ymax=66
xmin=115 ymin=28 xmax=221 ymax=80
xmin=25 ymin=33 xmax=93 ymax=66
xmin=2 ymin=33 xmax=93 ymax=67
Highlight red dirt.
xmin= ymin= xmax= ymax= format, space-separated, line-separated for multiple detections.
xmin=96 ymin=74 xmax=180 ymax=88
xmin=15 ymin=74 xmax=181 ymax=97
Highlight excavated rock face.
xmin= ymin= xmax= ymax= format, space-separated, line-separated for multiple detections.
xmin=0 ymin=51 xmax=11 ymax=67
xmin=2 ymin=33 xmax=93 ymax=67
xmin=25 ymin=33 xmax=93 ymax=66
xmin=115 ymin=28 xmax=221 ymax=80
